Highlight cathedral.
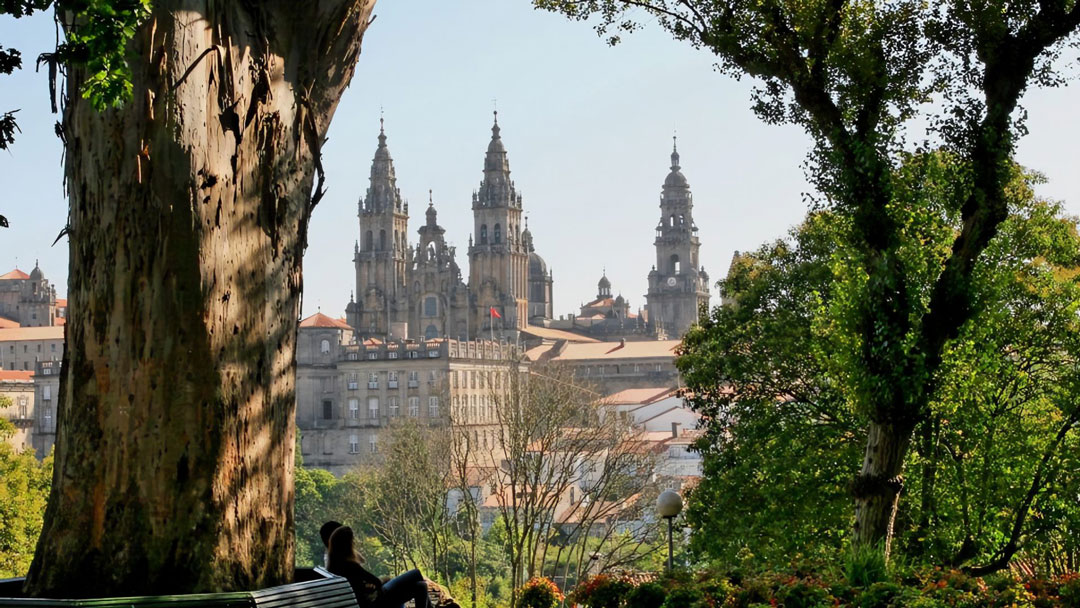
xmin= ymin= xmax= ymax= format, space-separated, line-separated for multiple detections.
xmin=345 ymin=113 xmax=554 ymax=342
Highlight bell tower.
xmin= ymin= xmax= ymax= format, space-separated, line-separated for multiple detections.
xmin=347 ymin=119 xmax=410 ymax=339
xmin=645 ymin=137 xmax=710 ymax=338
xmin=468 ymin=112 xmax=529 ymax=336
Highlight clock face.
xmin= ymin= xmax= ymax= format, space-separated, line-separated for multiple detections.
xmin=666 ymin=277 xmax=677 ymax=287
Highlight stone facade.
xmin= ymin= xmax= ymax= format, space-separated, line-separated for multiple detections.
xmin=296 ymin=312 xmax=522 ymax=476
xmin=0 ymin=370 xmax=34 ymax=453
xmin=0 ymin=326 xmax=65 ymax=372
xmin=31 ymin=360 xmax=60 ymax=458
xmin=345 ymin=114 xmax=553 ymax=344
xmin=645 ymin=139 xmax=710 ymax=339
xmin=0 ymin=264 xmax=60 ymax=328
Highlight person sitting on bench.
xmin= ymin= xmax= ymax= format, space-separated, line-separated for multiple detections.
xmin=327 ymin=525 xmax=433 ymax=608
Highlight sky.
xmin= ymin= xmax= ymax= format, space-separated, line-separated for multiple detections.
xmin=1 ymin=3 xmax=1079 ymax=320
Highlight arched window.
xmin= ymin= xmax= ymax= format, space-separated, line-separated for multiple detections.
xmin=480 ymin=224 xmax=488 ymax=245
xmin=320 ymin=339 xmax=330 ymax=354
xmin=670 ymin=254 xmax=681 ymax=274
xmin=494 ymin=223 xmax=502 ymax=244
xmin=670 ymin=214 xmax=675 ymax=227
xmin=364 ymin=230 xmax=373 ymax=251
xmin=425 ymin=324 xmax=438 ymax=340
xmin=379 ymin=229 xmax=387 ymax=250
xmin=679 ymin=214 xmax=685 ymax=226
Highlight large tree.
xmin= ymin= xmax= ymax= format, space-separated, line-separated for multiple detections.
xmin=20 ymin=0 xmax=376 ymax=597
xmin=536 ymin=0 xmax=1080 ymax=553
xmin=678 ymin=157 xmax=1080 ymax=573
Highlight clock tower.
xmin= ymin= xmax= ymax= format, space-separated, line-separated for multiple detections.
xmin=645 ymin=137 xmax=710 ymax=338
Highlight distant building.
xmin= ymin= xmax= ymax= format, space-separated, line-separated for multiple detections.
xmin=0 ymin=325 xmax=65 ymax=372
xmin=344 ymin=114 xmax=553 ymax=344
xmin=0 ymin=370 xmax=35 ymax=452
xmin=0 ymin=263 xmax=60 ymax=328
xmin=524 ymin=339 xmax=681 ymax=395
xmin=296 ymin=312 xmax=523 ymax=476
xmin=645 ymin=139 xmax=710 ymax=339
xmin=32 ymin=360 xmax=60 ymax=457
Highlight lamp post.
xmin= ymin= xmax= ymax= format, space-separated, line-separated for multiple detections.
xmin=656 ymin=489 xmax=683 ymax=572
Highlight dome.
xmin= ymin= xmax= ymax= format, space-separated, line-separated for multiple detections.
xmin=29 ymin=264 xmax=43 ymax=280
xmin=529 ymin=251 xmax=548 ymax=278
xmin=664 ymin=169 xmax=689 ymax=188
xmin=615 ymin=294 xmax=625 ymax=305
xmin=598 ymin=274 xmax=611 ymax=290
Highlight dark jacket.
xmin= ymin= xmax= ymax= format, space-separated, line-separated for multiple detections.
xmin=329 ymin=560 xmax=382 ymax=607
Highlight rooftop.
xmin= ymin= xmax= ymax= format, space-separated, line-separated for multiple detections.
xmin=602 ymin=387 xmax=677 ymax=405
xmin=0 ymin=326 xmax=65 ymax=342
xmin=299 ymin=312 xmax=353 ymax=330
xmin=0 ymin=269 xmax=30 ymax=281
xmin=525 ymin=339 xmax=681 ymax=362
xmin=522 ymin=325 xmax=599 ymax=344
xmin=0 ymin=370 xmax=34 ymax=382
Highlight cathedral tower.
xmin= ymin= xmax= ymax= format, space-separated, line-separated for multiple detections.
xmin=645 ymin=138 xmax=710 ymax=338
xmin=468 ymin=113 xmax=529 ymax=335
xmin=347 ymin=120 xmax=410 ymax=338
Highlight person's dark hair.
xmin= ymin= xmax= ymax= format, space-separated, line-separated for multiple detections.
xmin=320 ymin=520 xmax=343 ymax=548
xmin=328 ymin=525 xmax=364 ymax=568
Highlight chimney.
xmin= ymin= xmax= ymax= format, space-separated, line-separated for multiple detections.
xmin=671 ymin=422 xmax=680 ymax=438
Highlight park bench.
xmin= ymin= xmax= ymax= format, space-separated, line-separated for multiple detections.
xmin=0 ymin=568 xmax=360 ymax=608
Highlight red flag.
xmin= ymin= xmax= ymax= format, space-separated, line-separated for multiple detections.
xmin=490 ymin=307 xmax=502 ymax=319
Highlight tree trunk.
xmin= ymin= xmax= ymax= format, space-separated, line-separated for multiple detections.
xmin=852 ymin=420 xmax=912 ymax=557
xmin=24 ymin=1 xmax=374 ymax=597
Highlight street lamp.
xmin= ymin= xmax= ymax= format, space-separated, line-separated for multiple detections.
xmin=656 ymin=489 xmax=683 ymax=572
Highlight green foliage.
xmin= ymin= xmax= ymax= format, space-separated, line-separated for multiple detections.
xmin=571 ymin=575 xmax=633 ymax=608
xmin=844 ymin=544 xmax=888 ymax=588
xmin=678 ymin=153 xmax=1080 ymax=573
xmin=657 ymin=587 xmax=704 ymax=608
xmin=0 ymin=418 xmax=53 ymax=578
xmin=625 ymin=582 xmax=666 ymax=608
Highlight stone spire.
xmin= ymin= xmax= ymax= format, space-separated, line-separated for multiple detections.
xmin=478 ymin=110 xmax=519 ymax=209
xmin=664 ymin=133 xmax=689 ymax=189
xmin=362 ymin=118 xmax=404 ymax=214
xmin=426 ymin=189 xmax=438 ymax=227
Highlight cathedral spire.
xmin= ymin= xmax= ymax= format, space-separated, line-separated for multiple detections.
xmin=363 ymin=118 xmax=403 ymax=214
xmin=671 ymin=133 xmax=680 ymax=170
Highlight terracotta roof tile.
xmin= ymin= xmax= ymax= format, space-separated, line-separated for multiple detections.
xmin=299 ymin=312 xmax=352 ymax=330
xmin=0 ymin=318 xmax=19 ymax=329
xmin=525 ymin=339 xmax=680 ymax=362
xmin=522 ymin=325 xmax=600 ymax=343
xmin=0 ymin=370 xmax=33 ymax=382
xmin=0 ymin=326 xmax=64 ymax=341
xmin=0 ymin=269 xmax=30 ymax=280
xmin=602 ymin=387 xmax=677 ymax=405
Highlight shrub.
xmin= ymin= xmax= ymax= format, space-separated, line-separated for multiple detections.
xmin=626 ymin=582 xmax=667 ymax=608
xmin=844 ymin=544 xmax=888 ymax=588
xmin=1060 ymin=573 xmax=1080 ymax=608
xmin=519 ymin=577 xmax=564 ymax=608
xmin=658 ymin=587 xmax=706 ymax=608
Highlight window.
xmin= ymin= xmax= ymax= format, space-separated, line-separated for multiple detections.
xmin=408 ymin=351 xmax=419 ymax=359
xmin=494 ymin=223 xmax=501 ymax=244
xmin=369 ymin=436 xmax=377 ymax=454
xmin=428 ymin=396 xmax=439 ymax=418
xmin=670 ymin=254 xmax=681 ymax=275
xmin=480 ymin=373 xmax=486 ymax=389
xmin=368 ymin=373 xmax=379 ymax=389
xmin=408 ymin=371 xmax=419 ymax=388
xmin=320 ymin=339 xmax=331 ymax=354
xmin=347 ymin=373 xmax=358 ymax=390
xmin=480 ymin=224 xmax=488 ymax=245
xmin=452 ymin=372 xmax=458 ymax=388
xmin=388 ymin=371 xmax=399 ymax=388
xmin=408 ymin=397 xmax=420 ymax=417
xmin=379 ymin=229 xmax=387 ymax=251
xmin=322 ymin=400 xmax=333 ymax=420
xmin=389 ymin=397 xmax=400 ymax=417
xmin=349 ymin=434 xmax=359 ymax=454
xmin=347 ymin=352 xmax=359 ymax=361
xmin=365 ymin=230 xmax=373 ymax=251
xmin=367 ymin=351 xmax=379 ymax=360
xmin=388 ymin=351 xmax=399 ymax=359
xmin=51 ymin=343 xmax=56 ymax=352
xmin=18 ymin=398 xmax=27 ymax=419
xmin=42 ymin=366 xmax=51 ymax=376
xmin=429 ymin=370 xmax=437 ymax=383
xmin=368 ymin=397 xmax=379 ymax=419
xmin=424 ymin=296 xmax=438 ymax=317
xmin=425 ymin=325 xmax=438 ymax=341
xmin=348 ymin=398 xmax=359 ymax=419
xmin=471 ymin=371 xmax=476 ymax=389
xmin=428 ymin=349 xmax=439 ymax=358
xmin=43 ymin=405 xmax=52 ymax=425
xmin=42 ymin=386 xmax=51 ymax=401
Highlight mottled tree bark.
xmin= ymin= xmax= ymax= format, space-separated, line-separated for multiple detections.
xmin=23 ymin=1 xmax=374 ymax=597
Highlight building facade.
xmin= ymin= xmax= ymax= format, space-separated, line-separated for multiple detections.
xmin=345 ymin=115 xmax=554 ymax=344
xmin=0 ymin=370 xmax=35 ymax=452
xmin=0 ymin=264 xmax=60 ymax=328
xmin=0 ymin=326 xmax=65 ymax=372
xmin=645 ymin=139 xmax=710 ymax=339
xmin=297 ymin=312 xmax=522 ymax=475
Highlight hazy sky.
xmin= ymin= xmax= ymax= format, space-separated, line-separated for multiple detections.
xmin=2 ymin=3 xmax=1078 ymax=320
